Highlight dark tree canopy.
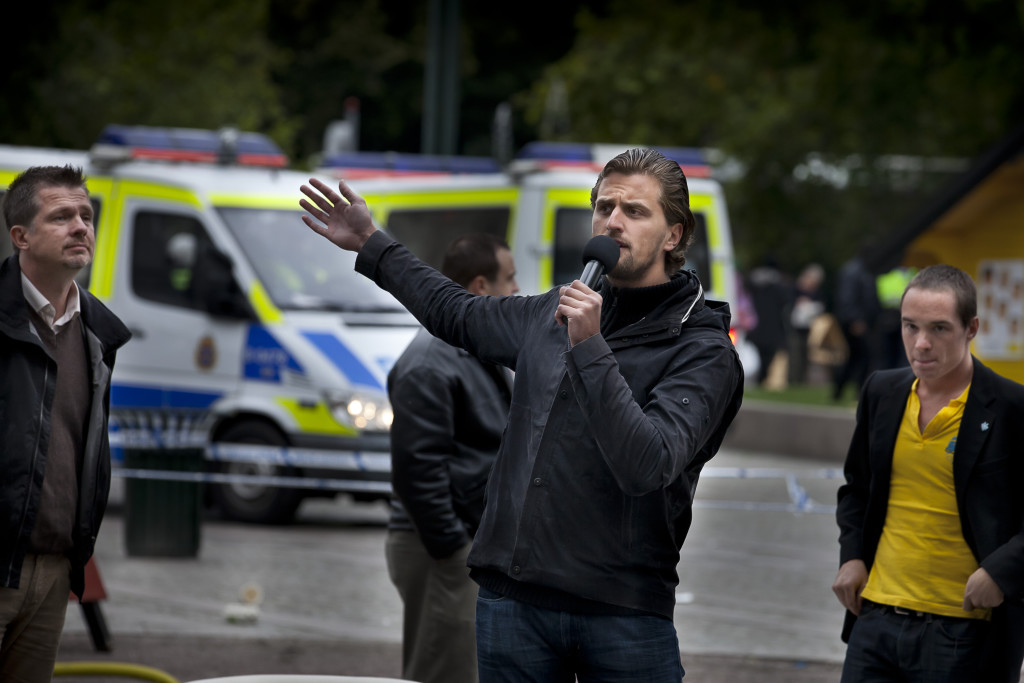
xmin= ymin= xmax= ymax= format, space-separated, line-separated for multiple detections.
xmin=2 ymin=0 xmax=1020 ymax=276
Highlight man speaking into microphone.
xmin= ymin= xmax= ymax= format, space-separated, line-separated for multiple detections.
xmin=299 ymin=148 xmax=743 ymax=682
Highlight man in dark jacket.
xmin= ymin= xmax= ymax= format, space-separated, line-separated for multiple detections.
xmin=300 ymin=148 xmax=743 ymax=681
xmin=0 ymin=166 xmax=131 ymax=681
xmin=833 ymin=265 xmax=1024 ymax=682
xmin=385 ymin=233 xmax=518 ymax=683
xmin=833 ymin=248 xmax=882 ymax=401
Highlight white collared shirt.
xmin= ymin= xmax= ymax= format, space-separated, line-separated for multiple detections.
xmin=21 ymin=273 xmax=81 ymax=332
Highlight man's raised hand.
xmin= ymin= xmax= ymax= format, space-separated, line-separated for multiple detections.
xmin=299 ymin=178 xmax=377 ymax=252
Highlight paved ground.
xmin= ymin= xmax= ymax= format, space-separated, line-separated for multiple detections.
xmin=56 ymin=632 xmax=844 ymax=682
xmin=54 ymin=446 xmax=849 ymax=682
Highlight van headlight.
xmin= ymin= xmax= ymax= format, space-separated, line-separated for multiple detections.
xmin=326 ymin=391 xmax=394 ymax=432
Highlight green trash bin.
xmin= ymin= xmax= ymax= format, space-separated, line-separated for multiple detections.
xmin=120 ymin=411 xmax=205 ymax=557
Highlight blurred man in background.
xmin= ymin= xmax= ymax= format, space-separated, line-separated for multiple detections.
xmin=385 ymin=233 xmax=518 ymax=683
xmin=832 ymin=247 xmax=880 ymax=401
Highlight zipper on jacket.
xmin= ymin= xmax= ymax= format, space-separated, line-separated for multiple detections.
xmin=5 ymin=363 xmax=50 ymax=584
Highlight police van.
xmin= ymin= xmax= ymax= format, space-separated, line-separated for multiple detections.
xmin=0 ymin=127 xmax=740 ymax=524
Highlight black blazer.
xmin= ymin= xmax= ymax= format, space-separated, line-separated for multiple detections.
xmin=837 ymin=358 xmax=1024 ymax=682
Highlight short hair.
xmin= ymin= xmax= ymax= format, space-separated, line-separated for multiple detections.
xmin=590 ymin=148 xmax=696 ymax=273
xmin=3 ymin=165 xmax=89 ymax=232
xmin=901 ymin=264 xmax=977 ymax=328
xmin=441 ymin=233 xmax=511 ymax=289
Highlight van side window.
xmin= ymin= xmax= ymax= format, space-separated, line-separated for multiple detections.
xmin=0 ymin=191 xmax=9 ymax=262
xmin=553 ymin=207 xmax=711 ymax=289
xmin=131 ymin=211 xmax=213 ymax=310
xmin=687 ymin=213 xmax=711 ymax=291
xmin=385 ymin=207 xmax=511 ymax=269
xmin=0 ymin=193 xmax=102 ymax=286
xmin=552 ymin=207 xmax=593 ymax=286
xmin=74 ymin=198 xmax=103 ymax=290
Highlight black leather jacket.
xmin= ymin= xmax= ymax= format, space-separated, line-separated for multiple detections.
xmin=386 ymin=328 xmax=511 ymax=558
xmin=357 ymin=232 xmax=743 ymax=618
xmin=0 ymin=255 xmax=131 ymax=598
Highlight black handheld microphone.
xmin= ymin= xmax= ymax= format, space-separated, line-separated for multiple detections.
xmin=578 ymin=234 xmax=620 ymax=289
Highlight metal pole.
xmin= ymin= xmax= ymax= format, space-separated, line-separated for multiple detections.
xmin=439 ymin=0 xmax=460 ymax=156
xmin=423 ymin=0 xmax=460 ymax=155
xmin=422 ymin=0 xmax=441 ymax=154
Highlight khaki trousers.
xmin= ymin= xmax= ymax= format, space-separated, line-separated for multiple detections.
xmin=0 ymin=553 xmax=72 ymax=683
xmin=385 ymin=530 xmax=478 ymax=683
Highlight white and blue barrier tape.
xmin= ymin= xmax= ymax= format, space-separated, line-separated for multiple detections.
xmin=111 ymin=441 xmax=842 ymax=514
xmin=109 ymin=411 xmax=843 ymax=512
xmin=115 ymin=466 xmax=392 ymax=495
xmin=695 ymin=466 xmax=842 ymax=514
xmin=110 ymin=410 xmax=392 ymax=496
xmin=204 ymin=443 xmax=390 ymax=473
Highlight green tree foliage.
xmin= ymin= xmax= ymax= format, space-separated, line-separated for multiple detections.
xmin=5 ymin=0 xmax=296 ymax=152
xmin=267 ymin=0 xmax=586 ymax=162
xmin=2 ymin=0 xmax=1020 ymax=278
xmin=520 ymin=0 xmax=1024 ymax=274
xmin=0 ymin=0 xmax=584 ymax=163
xmin=268 ymin=0 xmax=424 ymax=163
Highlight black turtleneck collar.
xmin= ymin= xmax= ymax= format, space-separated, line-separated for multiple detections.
xmin=599 ymin=270 xmax=694 ymax=335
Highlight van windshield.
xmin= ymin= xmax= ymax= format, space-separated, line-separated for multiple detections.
xmin=217 ymin=207 xmax=406 ymax=312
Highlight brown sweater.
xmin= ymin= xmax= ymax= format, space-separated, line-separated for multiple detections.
xmin=28 ymin=310 xmax=90 ymax=555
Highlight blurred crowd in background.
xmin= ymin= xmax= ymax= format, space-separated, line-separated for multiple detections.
xmin=736 ymin=254 xmax=918 ymax=401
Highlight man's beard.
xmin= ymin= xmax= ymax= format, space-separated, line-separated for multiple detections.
xmin=609 ymin=246 xmax=660 ymax=285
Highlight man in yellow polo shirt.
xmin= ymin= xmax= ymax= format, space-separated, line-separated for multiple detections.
xmin=833 ymin=264 xmax=1024 ymax=682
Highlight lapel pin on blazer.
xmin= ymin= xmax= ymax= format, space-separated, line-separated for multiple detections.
xmin=981 ymin=421 xmax=990 ymax=431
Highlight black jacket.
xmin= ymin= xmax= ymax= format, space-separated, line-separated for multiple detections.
xmin=0 ymin=255 xmax=131 ymax=598
xmin=837 ymin=360 xmax=1024 ymax=681
xmin=386 ymin=328 xmax=512 ymax=558
xmin=357 ymin=232 xmax=744 ymax=618
xmin=834 ymin=257 xmax=880 ymax=329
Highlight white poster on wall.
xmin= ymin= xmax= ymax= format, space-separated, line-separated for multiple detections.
xmin=976 ymin=259 xmax=1024 ymax=360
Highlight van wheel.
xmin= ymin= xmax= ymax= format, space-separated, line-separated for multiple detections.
xmin=211 ymin=421 xmax=303 ymax=524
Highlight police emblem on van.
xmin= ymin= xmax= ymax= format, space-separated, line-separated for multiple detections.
xmin=195 ymin=335 xmax=217 ymax=371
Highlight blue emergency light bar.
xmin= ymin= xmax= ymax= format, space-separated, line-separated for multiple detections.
xmin=94 ymin=125 xmax=288 ymax=167
xmin=320 ymin=151 xmax=501 ymax=177
xmin=320 ymin=142 xmax=712 ymax=178
xmin=515 ymin=142 xmax=711 ymax=178
xmin=517 ymin=142 xmax=594 ymax=161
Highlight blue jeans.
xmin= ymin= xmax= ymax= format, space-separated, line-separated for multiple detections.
xmin=476 ymin=587 xmax=684 ymax=682
xmin=841 ymin=600 xmax=991 ymax=683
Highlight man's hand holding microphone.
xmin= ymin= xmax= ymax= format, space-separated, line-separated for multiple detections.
xmin=557 ymin=235 xmax=620 ymax=346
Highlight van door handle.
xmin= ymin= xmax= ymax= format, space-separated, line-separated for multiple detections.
xmin=129 ymin=327 xmax=146 ymax=340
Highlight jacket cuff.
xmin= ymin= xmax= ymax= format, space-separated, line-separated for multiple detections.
xmin=982 ymin=550 xmax=1024 ymax=600
xmin=354 ymin=230 xmax=398 ymax=280
xmin=568 ymin=332 xmax=613 ymax=369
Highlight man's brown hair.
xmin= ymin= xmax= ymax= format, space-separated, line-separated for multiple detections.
xmin=902 ymin=264 xmax=978 ymax=328
xmin=3 ymin=165 xmax=89 ymax=241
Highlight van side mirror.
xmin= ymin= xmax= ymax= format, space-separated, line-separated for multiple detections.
xmin=192 ymin=245 xmax=256 ymax=320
